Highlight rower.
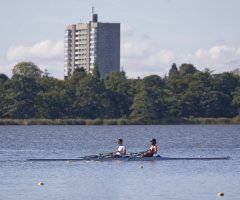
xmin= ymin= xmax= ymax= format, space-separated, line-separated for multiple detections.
xmin=141 ymin=139 xmax=157 ymax=157
xmin=109 ymin=138 xmax=126 ymax=157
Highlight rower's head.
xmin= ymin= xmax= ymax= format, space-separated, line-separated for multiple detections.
xmin=117 ymin=138 xmax=123 ymax=145
xmin=150 ymin=138 xmax=156 ymax=145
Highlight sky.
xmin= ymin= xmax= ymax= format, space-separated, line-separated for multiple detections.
xmin=1 ymin=0 xmax=240 ymax=79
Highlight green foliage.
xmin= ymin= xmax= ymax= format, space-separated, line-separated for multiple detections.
xmin=179 ymin=63 xmax=198 ymax=75
xmin=74 ymin=67 xmax=85 ymax=74
xmin=117 ymin=119 xmax=129 ymax=125
xmin=168 ymin=63 xmax=179 ymax=78
xmin=232 ymin=87 xmax=240 ymax=106
xmin=213 ymin=72 xmax=239 ymax=96
xmin=75 ymin=74 xmax=108 ymax=119
xmin=2 ymin=75 xmax=38 ymax=119
xmin=0 ymin=74 xmax=9 ymax=82
xmin=92 ymin=63 xmax=101 ymax=79
xmin=63 ymin=71 xmax=87 ymax=118
xmin=232 ymin=86 xmax=240 ymax=116
xmin=36 ymin=77 xmax=65 ymax=119
xmin=104 ymin=71 xmax=132 ymax=118
xmin=1 ymin=117 xmax=239 ymax=125
xmin=193 ymin=118 xmax=231 ymax=125
xmin=130 ymin=75 xmax=167 ymax=123
xmin=12 ymin=62 xmax=43 ymax=80
xmin=230 ymin=116 xmax=240 ymax=124
xmin=130 ymin=91 xmax=159 ymax=124
xmin=103 ymin=119 xmax=118 ymax=125
xmin=165 ymin=68 xmax=240 ymax=118
xmin=0 ymin=78 xmax=6 ymax=118
xmin=86 ymin=118 xmax=103 ymax=125
xmin=1 ymin=61 xmax=240 ymax=124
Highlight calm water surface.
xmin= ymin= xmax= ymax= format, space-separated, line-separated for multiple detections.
xmin=0 ymin=125 xmax=239 ymax=200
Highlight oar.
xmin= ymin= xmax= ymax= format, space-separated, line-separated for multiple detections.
xmin=122 ymin=151 xmax=146 ymax=161
xmin=123 ymin=154 xmax=140 ymax=161
xmin=78 ymin=155 xmax=97 ymax=159
xmin=78 ymin=152 xmax=113 ymax=159
xmin=96 ymin=152 xmax=115 ymax=160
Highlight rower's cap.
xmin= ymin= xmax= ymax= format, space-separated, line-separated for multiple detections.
xmin=118 ymin=138 xmax=123 ymax=143
xmin=150 ymin=139 xmax=156 ymax=143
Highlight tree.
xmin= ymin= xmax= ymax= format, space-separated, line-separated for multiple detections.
xmin=231 ymin=68 xmax=240 ymax=76
xmin=36 ymin=77 xmax=65 ymax=119
xmin=165 ymin=70 xmax=212 ymax=118
xmin=104 ymin=71 xmax=128 ymax=94
xmin=213 ymin=72 xmax=239 ymax=96
xmin=69 ymin=71 xmax=87 ymax=83
xmin=212 ymin=72 xmax=239 ymax=117
xmin=0 ymin=73 xmax=9 ymax=82
xmin=179 ymin=63 xmax=198 ymax=76
xmin=104 ymin=71 xmax=132 ymax=118
xmin=232 ymin=86 xmax=240 ymax=117
xmin=166 ymin=70 xmax=236 ymax=118
xmin=140 ymin=75 xmax=165 ymax=96
xmin=75 ymin=75 xmax=108 ymax=118
xmin=130 ymin=91 xmax=158 ymax=124
xmin=43 ymin=69 xmax=50 ymax=77
xmin=168 ymin=63 xmax=179 ymax=78
xmin=129 ymin=75 xmax=167 ymax=123
xmin=140 ymin=75 xmax=167 ymax=119
xmin=3 ymin=75 xmax=38 ymax=119
xmin=12 ymin=62 xmax=43 ymax=80
xmin=74 ymin=67 xmax=85 ymax=74
xmin=92 ymin=63 xmax=100 ymax=79
xmin=181 ymin=80 xmax=230 ymax=118
xmin=63 ymin=71 xmax=88 ymax=118
xmin=0 ymin=75 xmax=8 ymax=118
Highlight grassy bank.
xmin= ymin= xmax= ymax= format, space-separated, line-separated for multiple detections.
xmin=0 ymin=118 xmax=130 ymax=125
xmin=0 ymin=117 xmax=240 ymax=125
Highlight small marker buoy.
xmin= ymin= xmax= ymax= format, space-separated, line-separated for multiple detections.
xmin=30 ymin=162 xmax=34 ymax=163
xmin=139 ymin=166 xmax=143 ymax=168
xmin=198 ymin=155 xmax=201 ymax=157
xmin=218 ymin=192 xmax=224 ymax=196
xmin=38 ymin=182 xmax=44 ymax=186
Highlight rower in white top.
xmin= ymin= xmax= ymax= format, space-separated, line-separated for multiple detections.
xmin=108 ymin=138 xmax=126 ymax=157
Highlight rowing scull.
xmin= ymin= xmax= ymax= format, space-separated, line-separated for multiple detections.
xmin=27 ymin=156 xmax=230 ymax=162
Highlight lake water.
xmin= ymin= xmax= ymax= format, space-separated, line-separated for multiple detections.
xmin=0 ymin=125 xmax=239 ymax=200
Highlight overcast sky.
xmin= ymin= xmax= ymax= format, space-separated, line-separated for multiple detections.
xmin=1 ymin=0 xmax=240 ymax=79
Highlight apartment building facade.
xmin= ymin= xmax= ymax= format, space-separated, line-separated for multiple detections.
xmin=64 ymin=13 xmax=120 ymax=79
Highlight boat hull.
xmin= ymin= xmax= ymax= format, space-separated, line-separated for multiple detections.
xmin=27 ymin=156 xmax=230 ymax=162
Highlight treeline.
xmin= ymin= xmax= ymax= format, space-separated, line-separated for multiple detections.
xmin=0 ymin=62 xmax=240 ymax=124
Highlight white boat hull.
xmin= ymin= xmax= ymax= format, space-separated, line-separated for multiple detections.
xmin=27 ymin=156 xmax=230 ymax=162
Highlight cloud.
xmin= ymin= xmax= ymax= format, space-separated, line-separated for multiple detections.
xmin=121 ymin=24 xmax=133 ymax=37
xmin=0 ymin=59 xmax=64 ymax=80
xmin=7 ymin=40 xmax=64 ymax=62
xmin=146 ymin=50 xmax=175 ymax=65
xmin=121 ymin=42 xmax=154 ymax=58
xmin=37 ymin=60 xmax=64 ymax=79
xmin=122 ymin=44 xmax=240 ymax=79
xmin=180 ymin=45 xmax=240 ymax=72
xmin=1 ymin=40 xmax=64 ymax=79
xmin=1 ymin=40 xmax=240 ymax=80
xmin=0 ymin=59 xmax=13 ymax=78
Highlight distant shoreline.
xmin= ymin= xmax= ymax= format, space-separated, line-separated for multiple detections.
xmin=0 ymin=117 xmax=239 ymax=125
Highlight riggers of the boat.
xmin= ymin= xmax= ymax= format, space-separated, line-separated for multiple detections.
xmin=27 ymin=156 xmax=230 ymax=162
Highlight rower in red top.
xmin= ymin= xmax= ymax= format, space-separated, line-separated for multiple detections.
xmin=141 ymin=139 xmax=157 ymax=157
